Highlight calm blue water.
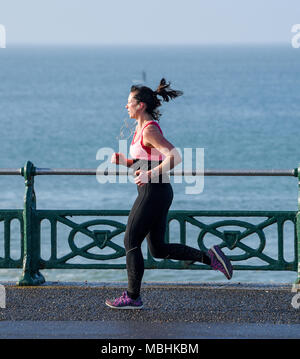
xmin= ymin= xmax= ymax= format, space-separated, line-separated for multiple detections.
xmin=0 ymin=45 xmax=299 ymax=284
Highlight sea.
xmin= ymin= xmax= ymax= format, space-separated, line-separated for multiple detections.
xmin=0 ymin=44 xmax=299 ymax=284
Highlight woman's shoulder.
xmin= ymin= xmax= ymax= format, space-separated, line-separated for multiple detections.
xmin=144 ymin=120 xmax=162 ymax=128
xmin=143 ymin=121 xmax=163 ymax=136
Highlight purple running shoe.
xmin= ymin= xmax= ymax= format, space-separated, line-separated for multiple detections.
xmin=105 ymin=291 xmax=143 ymax=309
xmin=208 ymin=245 xmax=233 ymax=280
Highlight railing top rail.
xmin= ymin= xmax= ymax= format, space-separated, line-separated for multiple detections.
xmin=34 ymin=168 xmax=297 ymax=176
xmin=0 ymin=168 xmax=297 ymax=176
xmin=0 ymin=169 xmax=22 ymax=175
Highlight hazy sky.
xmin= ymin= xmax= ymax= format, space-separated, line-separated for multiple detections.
xmin=1 ymin=0 xmax=299 ymax=45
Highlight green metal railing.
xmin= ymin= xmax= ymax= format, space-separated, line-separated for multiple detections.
xmin=0 ymin=161 xmax=299 ymax=286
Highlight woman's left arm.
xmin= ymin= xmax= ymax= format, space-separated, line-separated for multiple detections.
xmin=134 ymin=125 xmax=182 ymax=186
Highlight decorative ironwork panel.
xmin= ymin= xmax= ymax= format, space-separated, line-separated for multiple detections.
xmin=36 ymin=210 xmax=128 ymax=269
xmin=34 ymin=209 xmax=298 ymax=272
xmin=0 ymin=210 xmax=23 ymax=268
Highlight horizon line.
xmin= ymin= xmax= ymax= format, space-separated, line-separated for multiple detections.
xmin=2 ymin=41 xmax=292 ymax=47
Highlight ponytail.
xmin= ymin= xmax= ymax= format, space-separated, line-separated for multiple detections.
xmin=154 ymin=78 xmax=183 ymax=102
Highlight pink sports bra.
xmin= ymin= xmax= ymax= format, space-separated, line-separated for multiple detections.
xmin=130 ymin=121 xmax=165 ymax=161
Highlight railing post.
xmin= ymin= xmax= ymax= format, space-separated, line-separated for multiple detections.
xmin=17 ymin=161 xmax=45 ymax=286
xmin=296 ymin=166 xmax=300 ymax=286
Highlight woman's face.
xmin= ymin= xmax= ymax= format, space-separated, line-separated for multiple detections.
xmin=125 ymin=92 xmax=140 ymax=119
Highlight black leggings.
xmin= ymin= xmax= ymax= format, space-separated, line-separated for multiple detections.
xmin=124 ymin=182 xmax=210 ymax=298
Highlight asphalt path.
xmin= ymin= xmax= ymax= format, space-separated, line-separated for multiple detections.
xmin=0 ymin=282 xmax=299 ymax=339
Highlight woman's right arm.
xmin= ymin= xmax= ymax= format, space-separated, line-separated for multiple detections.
xmin=111 ymin=153 xmax=135 ymax=167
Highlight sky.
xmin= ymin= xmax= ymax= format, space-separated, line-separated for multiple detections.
xmin=0 ymin=0 xmax=299 ymax=45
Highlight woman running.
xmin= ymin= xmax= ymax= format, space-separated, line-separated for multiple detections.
xmin=105 ymin=79 xmax=233 ymax=309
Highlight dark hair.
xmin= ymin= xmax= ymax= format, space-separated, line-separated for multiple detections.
xmin=131 ymin=78 xmax=183 ymax=121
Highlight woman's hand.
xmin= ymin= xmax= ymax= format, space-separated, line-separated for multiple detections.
xmin=134 ymin=169 xmax=151 ymax=186
xmin=111 ymin=152 xmax=127 ymax=166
